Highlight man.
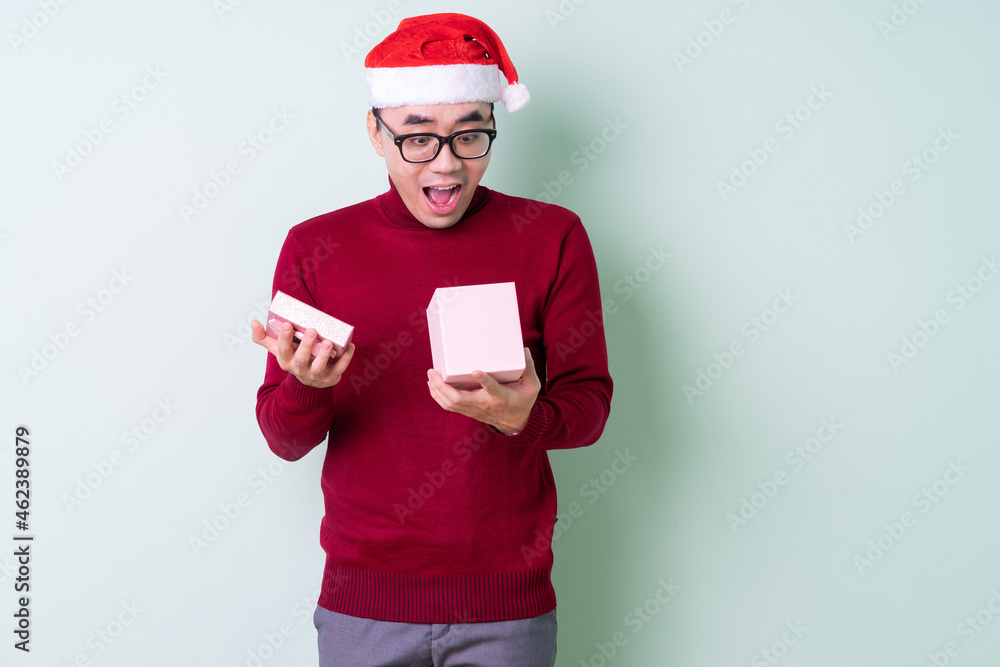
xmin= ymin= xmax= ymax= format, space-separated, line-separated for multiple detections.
xmin=251 ymin=13 xmax=612 ymax=666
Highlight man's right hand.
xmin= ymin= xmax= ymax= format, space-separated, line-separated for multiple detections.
xmin=251 ymin=320 xmax=355 ymax=388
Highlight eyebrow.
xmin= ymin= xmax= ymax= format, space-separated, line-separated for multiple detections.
xmin=402 ymin=110 xmax=487 ymax=126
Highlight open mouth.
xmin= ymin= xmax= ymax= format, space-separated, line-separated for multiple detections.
xmin=423 ymin=185 xmax=461 ymax=213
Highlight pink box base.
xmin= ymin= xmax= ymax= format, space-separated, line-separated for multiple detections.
xmin=426 ymin=282 xmax=525 ymax=389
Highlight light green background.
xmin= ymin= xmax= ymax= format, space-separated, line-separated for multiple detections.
xmin=3 ymin=0 xmax=999 ymax=665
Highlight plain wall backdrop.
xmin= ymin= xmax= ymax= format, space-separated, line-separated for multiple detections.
xmin=3 ymin=0 xmax=999 ymax=665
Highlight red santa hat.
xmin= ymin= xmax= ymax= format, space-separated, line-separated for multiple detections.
xmin=364 ymin=13 xmax=529 ymax=113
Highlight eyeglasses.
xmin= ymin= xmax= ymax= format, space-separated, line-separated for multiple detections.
xmin=374 ymin=113 xmax=497 ymax=163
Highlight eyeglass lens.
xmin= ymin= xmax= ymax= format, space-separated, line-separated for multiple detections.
xmin=400 ymin=132 xmax=492 ymax=162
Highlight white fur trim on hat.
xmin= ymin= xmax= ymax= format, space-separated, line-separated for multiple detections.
xmin=366 ymin=63 xmax=501 ymax=109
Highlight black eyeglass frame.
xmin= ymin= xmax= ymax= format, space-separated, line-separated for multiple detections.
xmin=373 ymin=111 xmax=498 ymax=164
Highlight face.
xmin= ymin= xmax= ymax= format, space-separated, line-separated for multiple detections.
xmin=367 ymin=101 xmax=494 ymax=229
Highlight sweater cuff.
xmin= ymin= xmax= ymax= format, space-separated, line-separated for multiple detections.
xmin=492 ymin=400 xmax=551 ymax=447
xmin=279 ymin=373 xmax=335 ymax=410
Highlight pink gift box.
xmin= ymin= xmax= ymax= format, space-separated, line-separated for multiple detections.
xmin=426 ymin=281 xmax=525 ymax=388
xmin=265 ymin=291 xmax=354 ymax=358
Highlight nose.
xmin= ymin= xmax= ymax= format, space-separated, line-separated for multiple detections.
xmin=428 ymin=139 xmax=462 ymax=172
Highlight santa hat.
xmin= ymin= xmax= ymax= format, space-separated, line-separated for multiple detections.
xmin=365 ymin=13 xmax=529 ymax=113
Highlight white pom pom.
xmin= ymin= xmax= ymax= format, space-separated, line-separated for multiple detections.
xmin=500 ymin=82 xmax=530 ymax=113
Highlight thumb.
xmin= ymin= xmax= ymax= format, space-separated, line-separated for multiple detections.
xmin=471 ymin=369 xmax=501 ymax=395
xmin=250 ymin=319 xmax=266 ymax=343
xmin=250 ymin=320 xmax=277 ymax=354
xmin=522 ymin=347 xmax=538 ymax=380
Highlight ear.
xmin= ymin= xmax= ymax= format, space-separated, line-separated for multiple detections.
xmin=367 ymin=110 xmax=385 ymax=157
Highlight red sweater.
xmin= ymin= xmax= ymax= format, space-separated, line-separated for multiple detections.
xmin=256 ymin=181 xmax=613 ymax=623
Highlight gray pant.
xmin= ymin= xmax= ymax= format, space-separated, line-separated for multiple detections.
xmin=314 ymin=605 xmax=557 ymax=667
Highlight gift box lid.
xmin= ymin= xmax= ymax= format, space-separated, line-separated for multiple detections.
xmin=266 ymin=291 xmax=354 ymax=353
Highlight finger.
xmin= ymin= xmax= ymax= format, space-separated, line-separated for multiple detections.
xmin=292 ymin=328 xmax=320 ymax=366
xmin=309 ymin=339 xmax=334 ymax=374
xmin=253 ymin=320 xmax=298 ymax=364
xmin=275 ymin=322 xmax=297 ymax=359
xmin=426 ymin=382 xmax=449 ymax=410
xmin=426 ymin=377 xmax=449 ymax=409
xmin=426 ymin=369 xmax=461 ymax=407
xmin=328 ymin=342 xmax=356 ymax=375
xmin=308 ymin=342 xmax=355 ymax=387
xmin=426 ymin=368 xmax=444 ymax=390
xmin=426 ymin=369 xmax=446 ymax=396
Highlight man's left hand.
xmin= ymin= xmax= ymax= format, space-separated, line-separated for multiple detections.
xmin=426 ymin=347 xmax=541 ymax=434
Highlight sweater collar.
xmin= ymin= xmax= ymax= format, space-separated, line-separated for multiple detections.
xmin=374 ymin=177 xmax=492 ymax=229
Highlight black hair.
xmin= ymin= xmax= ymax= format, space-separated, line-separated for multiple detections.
xmin=372 ymin=102 xmax=495 ymax=118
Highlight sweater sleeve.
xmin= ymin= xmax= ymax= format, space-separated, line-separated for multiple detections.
xmin=255 ymin=230 xmax=337 ymax=461
xmin=499 ymin=217 xmax=613 ymax=450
